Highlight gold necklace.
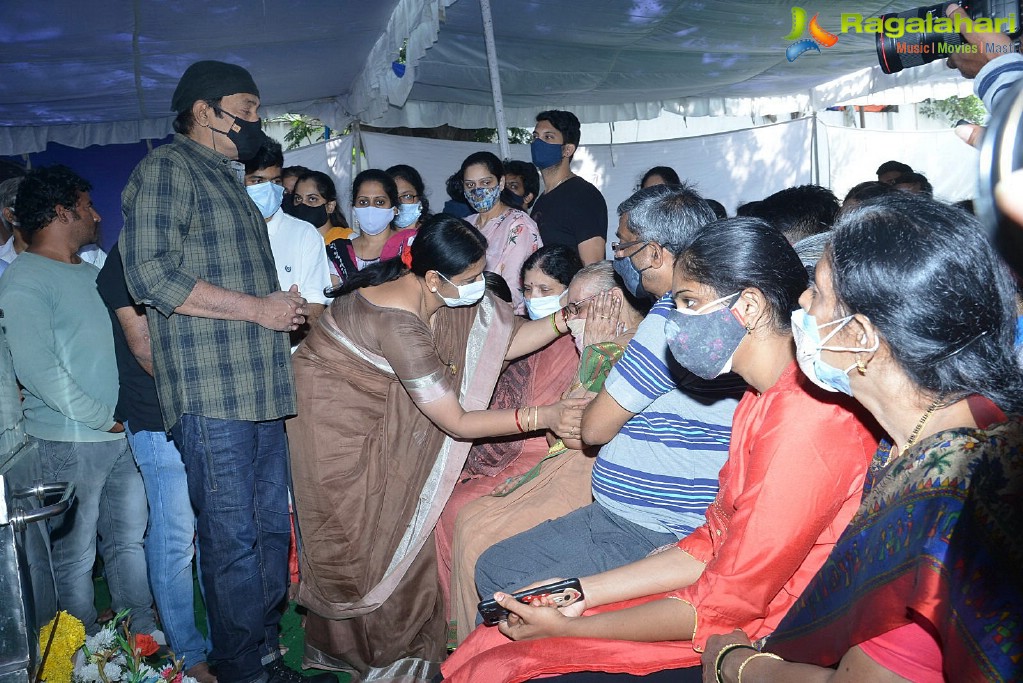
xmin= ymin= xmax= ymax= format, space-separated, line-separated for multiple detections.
xmin=885 ymin=398 xmax=941 ymax=466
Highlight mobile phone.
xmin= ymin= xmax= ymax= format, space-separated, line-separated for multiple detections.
xmin=477 ymin=578 xmax=584 ymax=626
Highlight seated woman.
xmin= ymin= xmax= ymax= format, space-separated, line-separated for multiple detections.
xmin=703 ymin=194 xmax=1022 ymax=683
xmin=444 ymin=260 xmax=645 ymax=645
xmin=435 ymin=246 xmax=582 ymax=613
xmin=288 ymin=214 xmax=591 ymax=680
xmin=440 ymin=217 xmax=882 ymax=682
xmin=520 ymin=245 xmax=581 ymax=322
xmin=325 ymin=169 xmax=416 ymax=292
xmin=460 ymin=151 xmax=543 ymax=314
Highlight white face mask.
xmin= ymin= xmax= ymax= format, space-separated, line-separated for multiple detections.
xmin=354 ymin=206 xmax=394 ymax=235
xmin=246 ymin=181 xmax=285 ymax=219
xmin=524 ymin=292 xmax=565 ymax=320
xmin=566 ymin=317 xmax=586 ymax=354
xmin=437 ymin=272 xmax=486 ymax=307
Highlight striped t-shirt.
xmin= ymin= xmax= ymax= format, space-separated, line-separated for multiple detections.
xmin=594 ymin=293 xmax=744 ymax=537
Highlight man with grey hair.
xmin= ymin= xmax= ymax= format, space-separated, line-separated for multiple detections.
xmin=610 ymin=182 xmax=717 ymax=302
xmin=476 ymin=185 xmax=743 ymax=604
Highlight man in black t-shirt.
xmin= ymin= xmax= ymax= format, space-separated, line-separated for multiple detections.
xmin=529 ymin=110 xmax=607 ymax=265
xmin=97 ymin=244 xmax=215 ymax=683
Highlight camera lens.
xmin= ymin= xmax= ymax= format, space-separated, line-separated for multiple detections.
xmin=876 ymin=2 xmax=961 ymax=74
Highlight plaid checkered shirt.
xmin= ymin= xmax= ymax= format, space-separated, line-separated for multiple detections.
xmin=121 ymin=134 xmax=295 ymax=430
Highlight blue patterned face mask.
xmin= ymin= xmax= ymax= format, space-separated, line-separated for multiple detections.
xmin=464 ymin=186 xmax=501 ymax=213
xmin=791 ymin=308 xmax=879 ymax=396
xmin=664 ymin=292 xmax=744 ymax=380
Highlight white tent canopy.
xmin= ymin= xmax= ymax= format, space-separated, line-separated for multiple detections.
xmin=0 ymin=0 xmax=972 ymax=155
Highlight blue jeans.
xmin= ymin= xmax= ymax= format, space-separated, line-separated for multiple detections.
xmin=126 ymin=424 xmax=211 ymax=670
xmin=172 ymin=415 xmax=290 ymax=683
xmin=474 ymin=502 xmax=677 ymax=617
xmin=36 ymin=436 xmax=156 ymax=635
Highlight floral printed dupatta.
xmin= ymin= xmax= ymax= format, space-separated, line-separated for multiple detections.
xmin=767 ymin=418 xmax=1023 ymax=682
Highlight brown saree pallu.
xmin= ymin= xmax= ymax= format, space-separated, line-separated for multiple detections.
xmin=287 ymin=292 xmax=516 ymax=680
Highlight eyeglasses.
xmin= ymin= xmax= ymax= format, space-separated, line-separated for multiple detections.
xmin=610 ymin=239 xmax=648 ymax=254
xmin=398 ymin=192 xmax=419 ymax=203
xmin=463 ymin=177 xmax=498 ymax=191
xmin=564 ymin=292 xmax=601 ymax=317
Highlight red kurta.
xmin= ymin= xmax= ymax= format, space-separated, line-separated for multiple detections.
xmin=441 ymin=363 xmax=881 ymax=682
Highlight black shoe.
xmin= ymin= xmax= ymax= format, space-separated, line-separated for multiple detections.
xmin=265 ymin=658 xmax=338 ymax=683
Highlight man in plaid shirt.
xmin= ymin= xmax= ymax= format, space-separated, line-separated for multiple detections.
xmin=121 ymin=60 xmax=321 ymax=683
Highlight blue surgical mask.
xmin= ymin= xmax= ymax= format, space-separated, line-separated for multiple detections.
xmin=246 ymin=181 xmax=285 ymax=219
xmin=531 ymin=138 xmax=563 ymax=170
xmin=524 ymin=292 xmax=565 ymax=320
xmin=612 ymin=244 xmax=653 ymax=300
xmin=438 ymin=272 xmax=486 ymax=307
xmin=664 ymin=293 xmax=745 ymax=379
xmin=394 ymin=201 xmax=422 ymax=228
xmin=464 ymin=186 xmax=501 ymax=214
xmin=791 ymin=309 xmax=879 ymax=396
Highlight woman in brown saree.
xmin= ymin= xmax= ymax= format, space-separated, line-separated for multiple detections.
xmin=287 ymin=214 xmax=588 ymax=682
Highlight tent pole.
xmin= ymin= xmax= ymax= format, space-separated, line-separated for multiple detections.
xmin=811 ymin=112 xmax=820 ymax=186
xmin=479 ymin=0 xmax=510 ymax=159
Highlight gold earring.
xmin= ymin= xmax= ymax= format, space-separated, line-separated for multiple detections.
xmin=856 ymin=358 xmax=868 ymax=375
xmin=744 ymin=322 xmax=754 ymax=334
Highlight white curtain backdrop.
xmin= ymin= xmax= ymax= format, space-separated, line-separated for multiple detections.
xmin=283 ymin=134 xmax=356 ymax=216
xmin=361 ymin=119 xmax=815 ymax=248
xmin=817 ymin=121 xmax=979 ymax=203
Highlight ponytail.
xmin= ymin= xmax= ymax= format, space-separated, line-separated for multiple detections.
xmin=328 ymin=258 xmax=406 ymax=297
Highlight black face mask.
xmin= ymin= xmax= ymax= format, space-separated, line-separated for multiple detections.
xmin=211 ymin=108 xmax=267 ymax=161
xmin=289 ymin=203 xmax=328 ymax=228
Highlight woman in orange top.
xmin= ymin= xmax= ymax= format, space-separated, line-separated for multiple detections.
xmin=440 ymin=217 xmax=880 ymax=682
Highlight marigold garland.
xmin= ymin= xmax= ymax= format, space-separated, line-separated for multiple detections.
xmin=37 ymin=610 xmax=86 ymax=683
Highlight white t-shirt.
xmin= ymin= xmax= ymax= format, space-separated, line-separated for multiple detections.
xmin=0 ymin=237 xmax=16 ymax=264
xmin=265 ymin=210 xmax=331 ymax=306
xmin=78 ymin=243 xmax=107 ymax=268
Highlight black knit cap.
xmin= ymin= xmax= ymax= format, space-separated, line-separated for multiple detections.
xmin=171 ymin=60 xmax=260 ymax=113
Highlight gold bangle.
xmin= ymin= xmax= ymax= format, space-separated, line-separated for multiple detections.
xmin=549 ymin=311 xmax=560 ymax=334
xmin=533 ymin=405 xmax=540 ymax=431
xmin=714 ymin=644 xmax=758 ymax=683
xmin=736 ymin=652 xmax=782 ymax=683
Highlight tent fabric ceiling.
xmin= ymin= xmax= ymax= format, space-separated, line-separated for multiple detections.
xmin=0 ymin=0 xmax=442 ymax=154
xmin=373 ymin=0 xmax=967 ymax=128
xmin=0 ymin=0 xmax=968 ymax=155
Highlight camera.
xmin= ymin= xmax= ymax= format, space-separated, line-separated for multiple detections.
xmin=876 ymin=0 xmax=1021 ymax=73
xmin=977 ymin=79 xmax=1023 ymax=279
